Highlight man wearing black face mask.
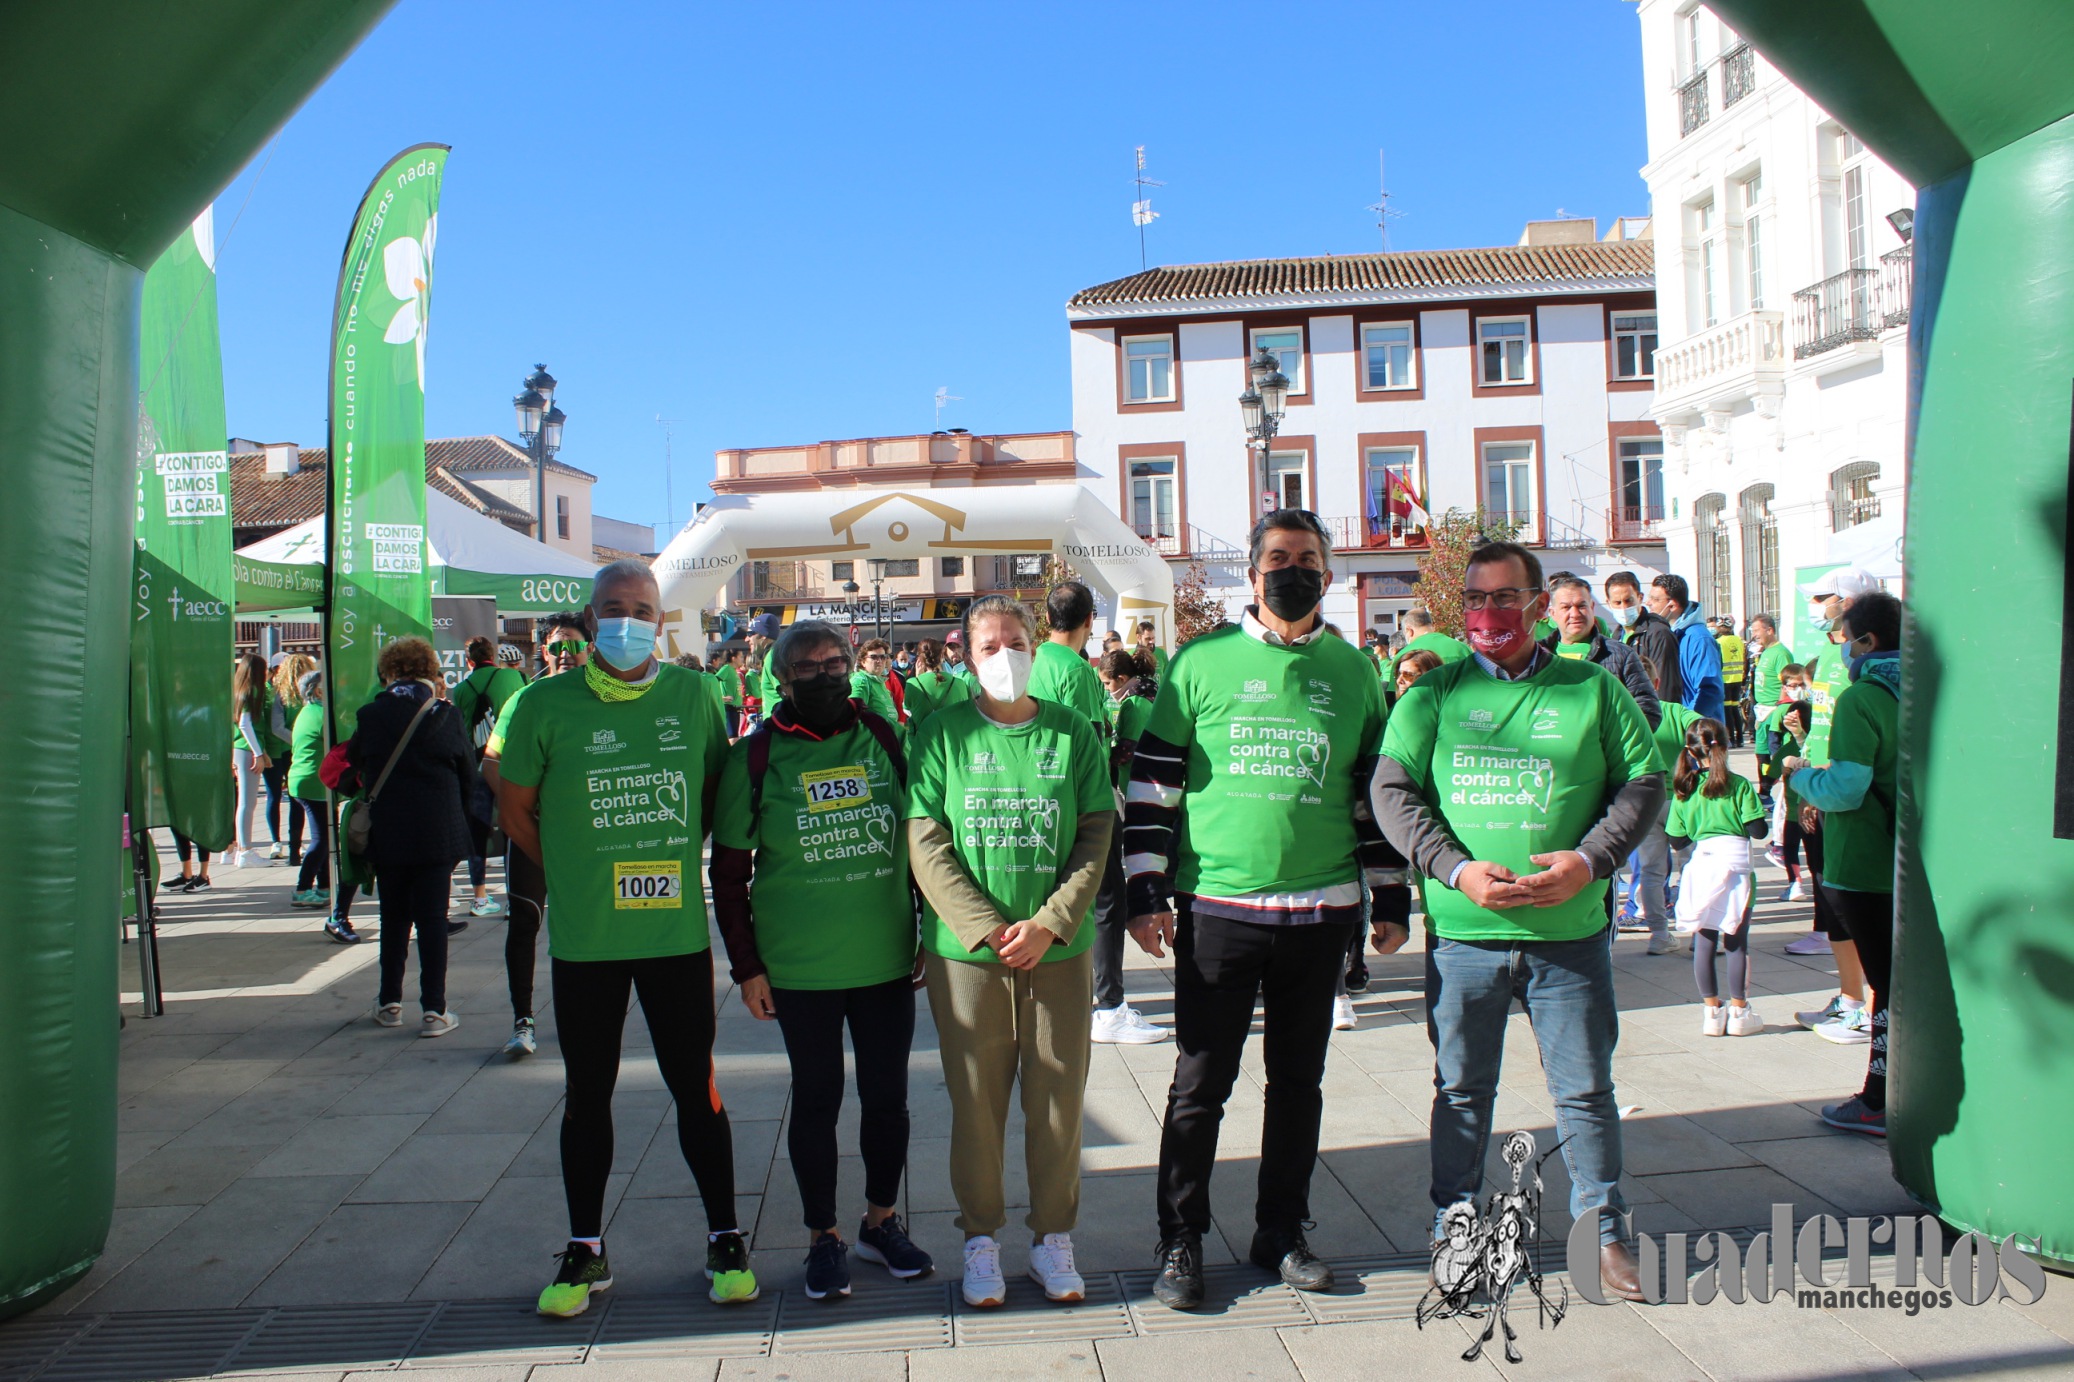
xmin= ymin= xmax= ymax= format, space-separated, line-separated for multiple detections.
xmin=1125 ymin=509 xmax=1412 ymax=1310
xmin=709 ymin=620 xmax=927 ymax=1301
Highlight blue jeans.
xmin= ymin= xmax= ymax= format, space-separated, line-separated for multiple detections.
xmin=1426 ymin=925 xmax=1628 ymax=1246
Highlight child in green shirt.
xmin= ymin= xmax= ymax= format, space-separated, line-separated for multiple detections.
xmin=1665 ymin=717 xmax=1769 ymax=1038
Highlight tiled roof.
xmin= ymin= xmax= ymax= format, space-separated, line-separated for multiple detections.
xmin=430 ymin=435 xmax=595 ymax=482
xmin=592 ymin=544 xmax=648 ymax=565
xmin=1068 ymin=240 xmax=1655 ymax=310
xmin=230 ymin=446 xmax=536 ymax=534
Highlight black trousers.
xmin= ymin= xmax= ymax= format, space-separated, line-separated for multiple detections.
xmin=771 ymin=976 xmax=915 ymax=1232
xmin=1723 ymin=698 xmax=1745 ymax=744
xmin=1823 ymin=886 xmax=1894 ymax=1111
xmin=506 ymin=843 xmax=547 ymax=1019
xmin=1091 ymin=817 xmax=1129 ymax=1009
xmin=375 ymin=861 xmax=451 ymax=1012
xmin=1156 ymin=900 xmax=1354 ymax=1239
xmin=552 ymin=950 xmax=737 ymax=1239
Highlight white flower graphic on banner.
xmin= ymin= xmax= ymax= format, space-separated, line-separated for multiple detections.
xmin=380 ymin=213 xmax=437 ymax=389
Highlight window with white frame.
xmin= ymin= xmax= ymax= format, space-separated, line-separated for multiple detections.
xmin=1616 ymin=437 xmax=1665 ymax=533
xmin=1480 ymin=442 xmax=1535 ymax=527
xmin=1476 ymin=318 xmax=1531 ymax=385
xmin=1365 ymin=447 xmax=1421 ymax=534
xmin=1740 ymin=173 xmax=1765 ymax=309
xmin=1250 ymin=327 xmax=1305 ymax=393
xmin=1129 ymin=457 xmax=1178 ymax=543
xmin=1694 ymin=197 xmax=1722 ymax=328
xmin=555 ymin=494 xmax=571 ymax=539
xmin=1361 ymin=323 xmax=1416 ymax=390
xmin=1613 ymin=313 xmax=1658 ymax=379
xmin=1123 ymin=334 xmax=1174 ymax=403
xmin=1684 ymin=7 xmax=1705 ymax=75
xmin=1268 ymin=451 xmax=1308 ymax=511
xmin=1844 ymin=163 xmax=1871 ymax=270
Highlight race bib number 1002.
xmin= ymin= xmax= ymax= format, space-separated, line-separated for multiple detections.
xmin=613 ymin=860 xmax=683 ymax=909
xmin=801 ymin=765 xmax=871 ymax=812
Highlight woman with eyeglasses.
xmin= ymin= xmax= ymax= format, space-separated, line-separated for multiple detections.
xmin=851 ymin=638 xmax=903 ymax=738
xmin=479 ymin=613 xmax=589 ymax=1056
xmin=711 ymin=620 xmax=932 ymax=1302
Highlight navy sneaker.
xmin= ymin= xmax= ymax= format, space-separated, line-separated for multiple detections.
xmin=325 ymin=915 xmax=361 ymax=944
xmin=856 ymin=1212 xmax=933 ymax=1279
xmin=803 ymin=1233 xmax=851 ymax=1300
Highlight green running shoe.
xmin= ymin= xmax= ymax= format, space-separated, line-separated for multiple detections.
xmin=537 ymin=1241 xmax=612 ymax=1318
xmin=705 ymin=1231 xmax=760 ymax=1304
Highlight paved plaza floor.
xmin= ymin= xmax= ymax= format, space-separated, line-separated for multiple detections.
xmin=8 ymin=801 xmax=2071 ymax=1381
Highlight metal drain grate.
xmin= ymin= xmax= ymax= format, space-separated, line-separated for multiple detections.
xmin=0 ymin=1317 xmax=96 ymax=1382
xmin=1293 ymin=1256 xmax=1433 ymax=1326
xmin=404 ymin=1300 xmax=593 ymax=1368
xmin=953 ymin=1271 xmax=1134 ymax=1347
xmin=589 ymin=1294 xmax=778 ymax=1359
xmin=35 ymin=1311 xmax=265 ymax=1382
xmin=773 ymin=1281 xmax=953 ymax=1354
xmin=1119 ymin=1263 xmax=1313 ymax=1335
xmin=221 ymin=1303 xmax=439 ymax=1374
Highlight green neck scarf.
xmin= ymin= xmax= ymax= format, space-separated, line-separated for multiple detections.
xmin=584 ymin=659 xmax=658 ymax=703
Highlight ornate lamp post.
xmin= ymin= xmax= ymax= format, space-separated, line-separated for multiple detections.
xmin=867 ymin=557 xmax=888 ymax=642
xmin=512 ymin=363 xmax=567 ymax=545
xmin=1238 ymin=348 xmax=1290 ymax=513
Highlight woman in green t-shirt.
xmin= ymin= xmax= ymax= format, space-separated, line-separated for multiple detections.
xmin=901 ymin=639 xmax=971 ymax=734
xmin=711 ymin=620 xmax=933 ymax=1303
xmin=1665 ymin=717 xmax=1769 ymax=1039
xmin=287 ymin=669 xmax=332 ymax=910
xmin=905 ymin=596 xmax=1113 ymax=1311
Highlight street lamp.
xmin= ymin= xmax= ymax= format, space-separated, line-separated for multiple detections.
xmin=841 ymin=577 xmax=861 ymax=645
xmin=1240 ymin=347 xmax=1290 ymax=512
xmin=866 ymin=557 xmax=888 ymax=642
xmin=513 ymin=363 xmax=566 ymax=545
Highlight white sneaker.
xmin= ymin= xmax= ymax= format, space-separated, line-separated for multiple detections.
xmin=267 ymin=842 xmax=288 ymax=860
xmin=504 ymin=1018 xmax=537 ymax=1056
xmin=1783 ymin=933 xmax=1832 ymax=956
xmin=419 ymin=1010 xmax=461 ymax=1039
xmin=1815 ymin=1007 xmax=1872 ymax=1045
xmin=1701 ymin=1004 xmax=1729 ymax=1037
xmin=1332 ymin=995 xmax=1359 ymax=1031
xmin=470 ymin=896 xmax=504 ymax=918
xmin=1091 ymin=1004 xmax=1170 ymax=1045
xmin=1786 ymin=880 xmax=1808 ymax=902
xmin=962 ymin=1235 xmax=1006 ymax=1308
xmin=1647 ymin=934 xmax=1686 ymax=956
xmin=1726 ymin=1004 xmax=1764 ymax=1037
xmin=372 ymin=1002 xmax=404 ymax=1028
xmin=1027 ymin=1233 xmax=1085 ymax=1303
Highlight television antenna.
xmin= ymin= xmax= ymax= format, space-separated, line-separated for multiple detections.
xmin=655 ymin=414 xmax=682 ymax=538
xmin=1367 ymin=149 xmax=1406 ymax=251
xmin=1131 ymin=145 xmax=1164 ymax=270
xmin=933 ymin=387 xmax=962 ymax=430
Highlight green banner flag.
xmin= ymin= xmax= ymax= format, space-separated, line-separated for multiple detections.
xmin=326 ymin=144 xmax=448 ymax=740
xmin=131 ymin=209 xmax=236 ymax=850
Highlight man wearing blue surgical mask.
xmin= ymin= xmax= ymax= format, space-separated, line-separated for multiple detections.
xmin=496 ymin=559 xmax=759 ymax=1317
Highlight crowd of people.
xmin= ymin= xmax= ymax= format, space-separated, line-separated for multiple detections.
xmin=159 ymin=521 xmax=1903 ymax=1319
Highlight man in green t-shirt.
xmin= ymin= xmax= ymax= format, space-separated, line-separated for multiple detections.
xmin=1785 ymin=591 xmax=1902 ymax=1139
xmin=1126 ymin=510 xmax=1411 ymax=1311
xmin=1384 ymin=608 xmax=1470 ymax=705
xmin=1746 ymin=614 xmax=1792 ymax=805
xmin=1785 ymin=566 xmax=1882 ymax=965
xmin=453 ymin=637 xmax=529 ymax=919
xmin=496 ymin=560 xmax=757 ymax=1318
xmin=1133 ymin=621 xmax=1168 ymax=676
xmin=1371 ymin=540 xmax=1664 ymax=1305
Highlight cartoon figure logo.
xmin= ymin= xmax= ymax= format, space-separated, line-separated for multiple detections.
xmin=1417 ymin=1130 xmax=1570 ymax=1363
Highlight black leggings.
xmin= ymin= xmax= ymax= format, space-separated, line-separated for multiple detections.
xmin=1823 ymin=887 xmax=1894 ymax=1111
xmin=1693 ymin=927 xmax=1749 ymax=1001
xmin=374 ymin=860 xmax=451 ymax=1012
xmin=172 ymin=831 xmax=210 ymax=866
xmin=552 ymin=950 xmax=737 ymax=1239
xmin=506 ymin=843 xmax=546 ymax=1020
xmin=1091 ymin=817 xmax=1129 ymax=1009
xmin=771 ymin=976 xmax=915 ymax=1232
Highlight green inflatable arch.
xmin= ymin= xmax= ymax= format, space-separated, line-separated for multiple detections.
xmin=1707 ymin=0 xmax=2074 ymax=1268
xmin=0 ymin=1 xmax=396 ymax=1317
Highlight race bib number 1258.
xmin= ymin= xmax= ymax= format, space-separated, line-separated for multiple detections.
xmin=613 ymin=860 xmax=683 ymax=909
xmin=801 ymin=765 xmax=871 ymax=812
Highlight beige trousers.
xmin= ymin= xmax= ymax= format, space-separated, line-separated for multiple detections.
xmin=924 ymin=949 xmax=1092 ymax=1238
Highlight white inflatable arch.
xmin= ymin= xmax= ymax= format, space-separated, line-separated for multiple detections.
xmin=653 ymin=485 xmax=1176 ymax=656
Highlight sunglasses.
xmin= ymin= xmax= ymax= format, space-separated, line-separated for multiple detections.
xmin=546 ymin=640 xmax=588 ymax=656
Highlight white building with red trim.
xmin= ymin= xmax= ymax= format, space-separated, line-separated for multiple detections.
xmin=1066 ymin=225 xmax=1666 ymax=638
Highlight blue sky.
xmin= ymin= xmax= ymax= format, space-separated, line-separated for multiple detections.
xmin=214 ymin=0 xmax=1649 ymax=545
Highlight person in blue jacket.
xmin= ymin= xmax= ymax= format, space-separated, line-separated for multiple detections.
xmin=1648 ymin=573 xmax=1725 ymax=721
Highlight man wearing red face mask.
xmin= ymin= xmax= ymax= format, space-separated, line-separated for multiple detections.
xmin=1369 ymin=541 xmax=1664 ymax=1304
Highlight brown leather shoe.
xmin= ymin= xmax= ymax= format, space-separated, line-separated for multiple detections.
xmin=1600 ymin=1242 xmax=1646 ymax=1302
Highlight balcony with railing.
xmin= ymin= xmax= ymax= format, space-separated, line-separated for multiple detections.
xmin=978 ymin=555 xmax=1053 ymax=592
xmin=1678 ymin=69 xmax=1710 ymax=135
xmin=1720 ymin=43 xmax=1755 ymax=107
xmin=1132 ymin=522 xmax=1183 ymax=557
xmin=1651 ymin=310 xmax=1786 ymax=414
xmin=1881 ymin=245 xmax=1913 ymax=329
xmin=1611 ymin=504 xmax=1667 ymax=544
xmin=1792 ymin=268 xmax=1882 ymax=359
xmin=736 ymin=560 xmax=818 ymax=603
xmin=1322 ymin=515 xmax=1429 ymax=552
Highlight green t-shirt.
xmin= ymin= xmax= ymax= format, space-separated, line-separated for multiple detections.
xmin=848 ymin=669 xmax=901 ymax=734
xmin=1803 ymin=639 xmax=1847 ymax=765
xmin=904 ymin=698 xmax=1111 ymax=964
xmin=1555 ymin=641 xmax=1594 ymax=662
xmin=1820 ymin=675 xmax=1900 ymax=892
xmin=495 ymin=664 xmax=728 ymax=962
xmin=1652 ymin=701 xmax=1701 ymax=775
xmin=713 ymin=721 xmax=915 ymax=990
xmin=1137 ymin=644 xmax=1168 ymax=675
xmin=1111 ymin=694 xmax=1154 ymax=791
xmin=1386 ymin=631 xmax=1472 ymax=700
xmin=1380 ymin=655 xmax=1660 ymax=943
xmin=262 ymin=684 xmax=292 ymax=756
xmin=717 ymin=663 xmax=743 ymax=707
xmin=902 ymin=669 xmax=971 ymax=733
xmin=484 ymin=675 xmax=544 ymax=758
xmin=1029 ymin=640 xmax=1111 ymax=740
xmin=1143 ymin=624 xmax=1387 ymax=899
xmin=453 ymin=665 xmax=525 ymax=745
xmin=1753 ymin=640 xmax=1794 ymax=708
xmin=1667 ymin=773 xmax=1765 ymax=844
xmin=288 ymin=701 xmax=328 ymax=801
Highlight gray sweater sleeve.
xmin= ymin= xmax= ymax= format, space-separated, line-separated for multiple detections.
xmin=1369 ymin=756 xmax=1473 ymax=884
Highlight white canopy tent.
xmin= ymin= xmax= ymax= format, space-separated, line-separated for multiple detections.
xmin=653 ymin=486 xmax=1176 ymax=656
xmin=235 ymin=488 xmax=598 ymax=614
